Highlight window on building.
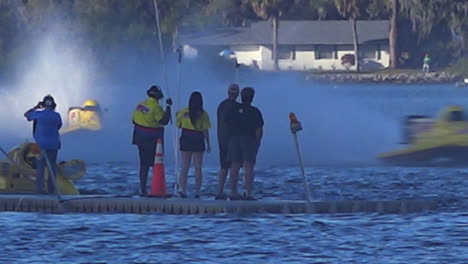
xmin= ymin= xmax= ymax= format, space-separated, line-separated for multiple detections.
xmin=275 ymin=45 xmax=295 ymax=60
xmin=315 ymin=45 xmax=335 ymax=60
xmin=296 ymin=45 xmax=315 ymax=51
xmin=361 ymin=45 xmax=377 ymax=59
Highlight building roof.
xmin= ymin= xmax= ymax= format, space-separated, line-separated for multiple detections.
xmin=181 ymin=20 xmax=389 ymax=46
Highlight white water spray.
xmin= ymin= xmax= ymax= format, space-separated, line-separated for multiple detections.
xmin=0 ymin=32 xmax=98 ymax=146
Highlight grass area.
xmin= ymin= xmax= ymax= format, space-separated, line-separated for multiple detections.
xmin=310 ymin=68 xmax=424 ymax=75
xmin=370 ymin=68 xmax=421 ymax=75
xmin=310 ymin=67 xmax=460 ymax=76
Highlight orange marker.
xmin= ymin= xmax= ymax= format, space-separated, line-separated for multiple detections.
xmin=289 ymin=112 xmax=303 ymax=133
xmin=151 ymin=138 xmax=167 ymax=197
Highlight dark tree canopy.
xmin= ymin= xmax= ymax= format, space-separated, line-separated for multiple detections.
xmin=0 ymin=0 xmax=466 ymax=74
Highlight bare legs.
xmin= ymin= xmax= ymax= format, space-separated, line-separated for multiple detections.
xmin=179 ymin=151 xmax=204 ymax=197
xmin=179 ymin=151 xmax=191 ymax=195
xmin=139 ymin=165 xmax=149 ymax=195
xmin=216 ymin=168 xmax=228 ymax=197
xmin=230 ymin=161 xmax=255 ymax=199
xmin=230 ymin=162 xmax=241 ymax=198
xmin=193 ymin=152 xmax=204 ymax=197
xmin=243 ymin=161 xmax=255 ymax=197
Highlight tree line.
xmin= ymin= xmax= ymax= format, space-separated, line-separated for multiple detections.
xmin=0 ymin=0 xmax=467 ymax=75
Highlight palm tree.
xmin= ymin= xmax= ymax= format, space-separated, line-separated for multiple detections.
xmin=250 ymin=0 xmax=292 ymax=71
xmin=334 ymin=0 xmax=361 ymax=72
xmin=389 ymin=0 xmax=398 ymax=69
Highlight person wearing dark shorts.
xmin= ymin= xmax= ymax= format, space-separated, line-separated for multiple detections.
xmin=132 ymin=85 xmax=172 ymax=195
xmin=215 ymin=84 xmax=240 ymax=200
xmin=227 ymin=87 xmax=264 ymax=200
xmin=176 ymin=91 xmax=211 ymax=198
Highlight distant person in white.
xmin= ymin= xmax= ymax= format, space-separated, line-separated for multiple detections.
xmin=422 ymin=53 xmax=431 ymax=73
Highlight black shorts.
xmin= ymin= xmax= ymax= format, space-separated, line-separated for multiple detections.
xmin=218 ymin=143 xmax=230 ymax=169
xmin=134 ymin=127 xmax=164 ymax=167
xmin=180 ymin=130 xmax=205 ymax=152
xmin=132 ymin=125 xmax=164 ymax=146
xmin=227 ymin=136 xmax=259 ymax=163
xmin=137 ymin=143 xmax=156 ymax=167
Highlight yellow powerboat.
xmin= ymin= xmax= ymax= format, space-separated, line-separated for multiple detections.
xmin=0 ymin=142 xmax=85 ymax=194
xmin=60 ymin=99 xmax=102 ymax=134
xmin=378 ymin=105 xmax=468 ymax=165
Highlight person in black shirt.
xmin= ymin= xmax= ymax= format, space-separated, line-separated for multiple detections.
xmin=215 ymin=84 xmax=240 ymax=200
xmin=227 ymin=87 xmax=264 ymax=200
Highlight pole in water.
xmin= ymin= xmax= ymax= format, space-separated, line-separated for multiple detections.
xmin=173 ymin=46 xmax=183 ymax=195
xmin=234 ymin=58 xmax=240 ymax=84
xmin=219 ymin=49 xmax=239 ymax=83
xmin=153 ymin=0 xmax=177 ymax=194
xmin=289 ymin=113 xmax=312 ymax=203
xmin=0 ymin=146 xmax=20 ymax=169
xmin=177 ymin=45 xmax=183 ymax=64
xmin=152 ymin=0 xmax=170 ymax=96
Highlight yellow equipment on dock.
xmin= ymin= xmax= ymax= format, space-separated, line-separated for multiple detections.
xmin=0 ymin=142 xmax=85 ymax=194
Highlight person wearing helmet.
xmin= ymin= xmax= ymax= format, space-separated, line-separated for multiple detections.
xmin=132 ymin=85 xmax=172 ymax=195
xmin=24 ymin=95 xmax=63 ymax=194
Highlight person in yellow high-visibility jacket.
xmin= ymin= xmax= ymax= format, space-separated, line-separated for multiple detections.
xmin=176 ymin=91 xmax=211 ymax=198
xmin=132 ymin=85 xmax=172 ymax=195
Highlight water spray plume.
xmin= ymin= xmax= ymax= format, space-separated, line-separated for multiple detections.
xmin=0 ymin=32 xmax=98 ymax=142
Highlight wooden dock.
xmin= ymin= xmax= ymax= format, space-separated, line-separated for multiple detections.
xmin=0 ymin=195 xmax=439 ymax=214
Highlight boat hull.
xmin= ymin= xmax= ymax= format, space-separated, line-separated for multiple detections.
xmin=379 ymin=145 xmax=468 ymax=166
xmin=378 ymin=105 xmax=468 ymax=166
xmin=0 ymin=162 xmax=80 ymax=194
xmin=0 ymin=143 xmax=84 ymax=194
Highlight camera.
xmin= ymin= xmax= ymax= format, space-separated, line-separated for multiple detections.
xmin=36 ymin=101 xmax=44 ymax=109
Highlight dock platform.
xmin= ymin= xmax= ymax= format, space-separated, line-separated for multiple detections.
xmin=0 ymin=195 xmax=439 ymax=214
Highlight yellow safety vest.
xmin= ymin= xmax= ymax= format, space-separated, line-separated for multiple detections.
xmin=176 ymin=107 xmax=211 ymax=131
xmin=132 ymin=97 xmax=165 ymax=128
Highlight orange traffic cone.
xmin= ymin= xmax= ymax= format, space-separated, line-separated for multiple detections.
xmin=150 ymin=138 xmax=167 ymax=197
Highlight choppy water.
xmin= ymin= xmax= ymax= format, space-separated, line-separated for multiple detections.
xmin=3 ymin=79 xmax=468 ymax=263
xmin=0 ymin=164 xmax=466 ymax=264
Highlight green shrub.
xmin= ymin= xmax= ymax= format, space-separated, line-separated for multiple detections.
xmin=446 ymin=58 xmax=468 ymax=77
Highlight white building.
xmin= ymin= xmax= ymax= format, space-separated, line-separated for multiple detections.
xmin=181 ymin=20 xmax=390 ymax=71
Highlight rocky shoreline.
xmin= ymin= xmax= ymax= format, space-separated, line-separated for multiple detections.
xmin=306 ymin=71 xmax=464 ymax=84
